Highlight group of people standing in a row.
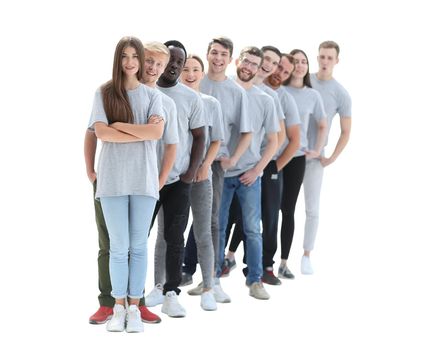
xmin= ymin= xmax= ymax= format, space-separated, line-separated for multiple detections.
xmin=84 ymin=35 xmax=352 ymax=333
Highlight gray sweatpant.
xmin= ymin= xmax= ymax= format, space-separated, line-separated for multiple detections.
xmin=154 ymin=179 xmax=215 ymax=289
xmin=210 ymin=161 xmax=224 ymax=269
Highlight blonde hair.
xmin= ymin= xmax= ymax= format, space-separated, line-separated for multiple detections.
xmin=144 ymin=41 xmax=170 ymax=57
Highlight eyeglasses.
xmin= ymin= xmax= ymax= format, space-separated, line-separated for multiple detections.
xmin=240 ymin=57 xmax=259 ymax=69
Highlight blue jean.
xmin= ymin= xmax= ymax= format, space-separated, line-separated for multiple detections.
xmin=100 ymin=195 xmax=156 ymax=299
xmin=217 ymin=176 xmax=262 ymax=285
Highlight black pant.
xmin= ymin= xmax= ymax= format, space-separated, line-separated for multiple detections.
xmin=151 ymin=180 xmax=191 ymax=295
xmin=261 ymin=160 xmax=283 ymax=268
xmin=280 ymin=155 xmax=306 ymax=260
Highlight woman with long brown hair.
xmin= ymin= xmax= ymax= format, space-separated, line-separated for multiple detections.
xmin=88 ymin=36 xmax=164 ymax=333
xmin=278 ymin=49 xmax=327 ymax=279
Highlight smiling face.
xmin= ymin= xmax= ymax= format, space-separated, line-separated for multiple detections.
xmin=206 ymin=42 xmax=232 ymax=75
xmin=142 ymin=50 xmax=169 ymax=85
xmin=158 ymin=46 xmax=186 ymax=86
xmin=291 ymin=51 xmax=308 ymax=80
xmin=266 ymin=55 xmax=294 ymax=88
xmin=121 ymin=46 xmax=140 ymax=78
xmin=257 ymin=50 xmax=280 ymax=80
xmin=236 ymin=53 xmax=261 ymax=83
xmin=180 ymin=57 xmax=204 ymax=91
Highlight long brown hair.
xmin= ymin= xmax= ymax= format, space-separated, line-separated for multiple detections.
xmin=289 ymin=49 xmax=312 ymax=88
xmin=101 ymin=36 xmax=145 ymax=124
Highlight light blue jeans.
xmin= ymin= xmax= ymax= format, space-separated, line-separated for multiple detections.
xmin=100 ymin=195 xmax=156 ymax=299
xmin=217 ymin=176 xmax=262 ymax=285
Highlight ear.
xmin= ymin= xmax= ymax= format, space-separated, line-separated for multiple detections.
xmin=235 ymin=58 xmax=239 ymax=66
xmin=229 ymin=56 xmax=233 ymax=64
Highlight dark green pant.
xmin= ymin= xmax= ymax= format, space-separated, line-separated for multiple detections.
xmin=93 ymin=181 xmax=146 ymax=307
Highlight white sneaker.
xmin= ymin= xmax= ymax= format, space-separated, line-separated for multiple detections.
xmin=126 ymin=305 xmax=144 ymax=333
xmin=145 ymin=283 xmax=164 ymax=307
xmin=161 ymin=291 xmax=186 ymax=317
xmin=213 ymin=280 xmax=231 ymax=303
xmin=187 ymin=282 xmax=203 ymax=296
xmin=200 ymin=290 xmax=217 ymax=311
xmin=301 ymin=256 xmax=314 ymax=275
xmin=106 ymin=304 xmax=126 ymax=332
xmin=249 ymin=282 xmax=270 ymax=300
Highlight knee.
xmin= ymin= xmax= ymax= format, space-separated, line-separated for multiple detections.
xmin=305 ymin=208 xmax=319 ymax=219
xmin=109 ymin=249 xmax=128 ymax=262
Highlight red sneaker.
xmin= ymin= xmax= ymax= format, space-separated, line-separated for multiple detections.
xmin=89 ymin=306 xmax=113 ymax=324
xmin=139 ymin=305 xmax=161 ymax=324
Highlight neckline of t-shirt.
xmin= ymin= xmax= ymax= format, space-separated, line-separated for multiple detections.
xmin=312 ymin=73 xmax=335 ymax=84
xmin=126 ymin=84 xmax=142 ymax=93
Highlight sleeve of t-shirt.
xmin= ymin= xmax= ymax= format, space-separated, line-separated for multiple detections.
xmin=148 ymin=90 xmax=164 ymax=120
xmin=88 ymin=89 xmax=109 ymax=129
xmin=238 ymin=89 xmax=253 ymax=133
xmin=163 ymin=98 xmax=179 ymax=145
xmin=284 ymin=92 xmax=301 ymax=128
xmin=274 ymin=95 xmax=285 ymax=121
xmin=264 ymin=97 xmax=280 ymax=134
xmin=189 ymin=94 xmax=206 ymax=130
xmin=209 ymin=99 xmax=224 ymax=142
xmin=312 ymin=90 xmax=327 ymax=122
xmin=338 ymin=89 xmax=352 ymax=117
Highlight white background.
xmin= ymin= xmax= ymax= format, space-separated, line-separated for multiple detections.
xmin=1 ymin=0 xmax=420 ymax=348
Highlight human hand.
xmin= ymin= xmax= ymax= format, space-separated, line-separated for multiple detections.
xmin=87 ymin=171 xmax=97 ymax=183
xmin=219 ymin=156 xmax=236 ymax=171
xmin=239 ymin=168 xmax=259 ymax=186
xmin=305 ymin=149 xmax=320 ymax=160
xmin=148 ymin=115 xmax=164 ymax=124
xmin=195 ymin=164 xmax=209 ymax=183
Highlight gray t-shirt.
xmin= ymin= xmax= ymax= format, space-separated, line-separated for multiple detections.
xmin=309 ymin=73 xmax=352 ymax=150
xmin=200 ymin=93 xmax=224 ymax=179
xmin=88 ymin=84 xmax=164 ymax=199
xmin=273 ymin=86 xmax=301 ymax=158
xmin=158 ymin=82 xmax=205 ymax=184
xmin=285 ymin=86 xmax=327 ymax=157
xmin=155 ymin=91 xmax=179 ymax=173
xmin=227 ymin=85 xmax=279 ymax=177
xmin=256 ymin=83 xmax=285 ymax=158
xmin=256 ymin=83 xmax=285 ymax=121
xmin=200 ymin=75 xmax=251 ymax=159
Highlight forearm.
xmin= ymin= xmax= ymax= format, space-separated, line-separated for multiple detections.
xmin=254 ymin=134 xmax=277 ymax=174
xmin=277 ymin=120 xmax=286 ymax=150
xmin=231 ymin=132 xmax=252 ymax=164
xmin=327 ymin=129 xmax=351 ymax=161
xmin=183 ymin=127 xmax=205 ymax=179
xmin=159 ymin=144 xmax=177 ymax=186
xmin=313 ymin=120 xmax=328 ymax=154
xmin=202 ymin=141 xmax=221 ymax=167
xmin=84 ymin=129 xmax=97 ymax=174
xmin=275 ymin=125 xmax=300 ymax=171
xmin=95 ymin=123 xmax=141 ymax=143
xmin=111 ymin=121 xmax=164 ymax=140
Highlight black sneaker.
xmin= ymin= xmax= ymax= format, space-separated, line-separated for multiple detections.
xmin=262 ymin=270 xmax=282 ymax=285
xmin=220 ymin=258 xmax=237 ymax=277
xmin=278 ymin=265 xmax=295 ymax=279
xmin=180 ymin=272 xmax=193 ymax=286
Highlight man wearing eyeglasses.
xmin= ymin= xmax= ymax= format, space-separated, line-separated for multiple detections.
xmin=217 ymin=46 xmax=279 ymax=300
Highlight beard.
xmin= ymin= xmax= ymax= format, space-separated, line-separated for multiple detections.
xmin=236 ymin=67 xmax=255 ymax=82
xmin=266 ymin=73 xmax=282 ymax=88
